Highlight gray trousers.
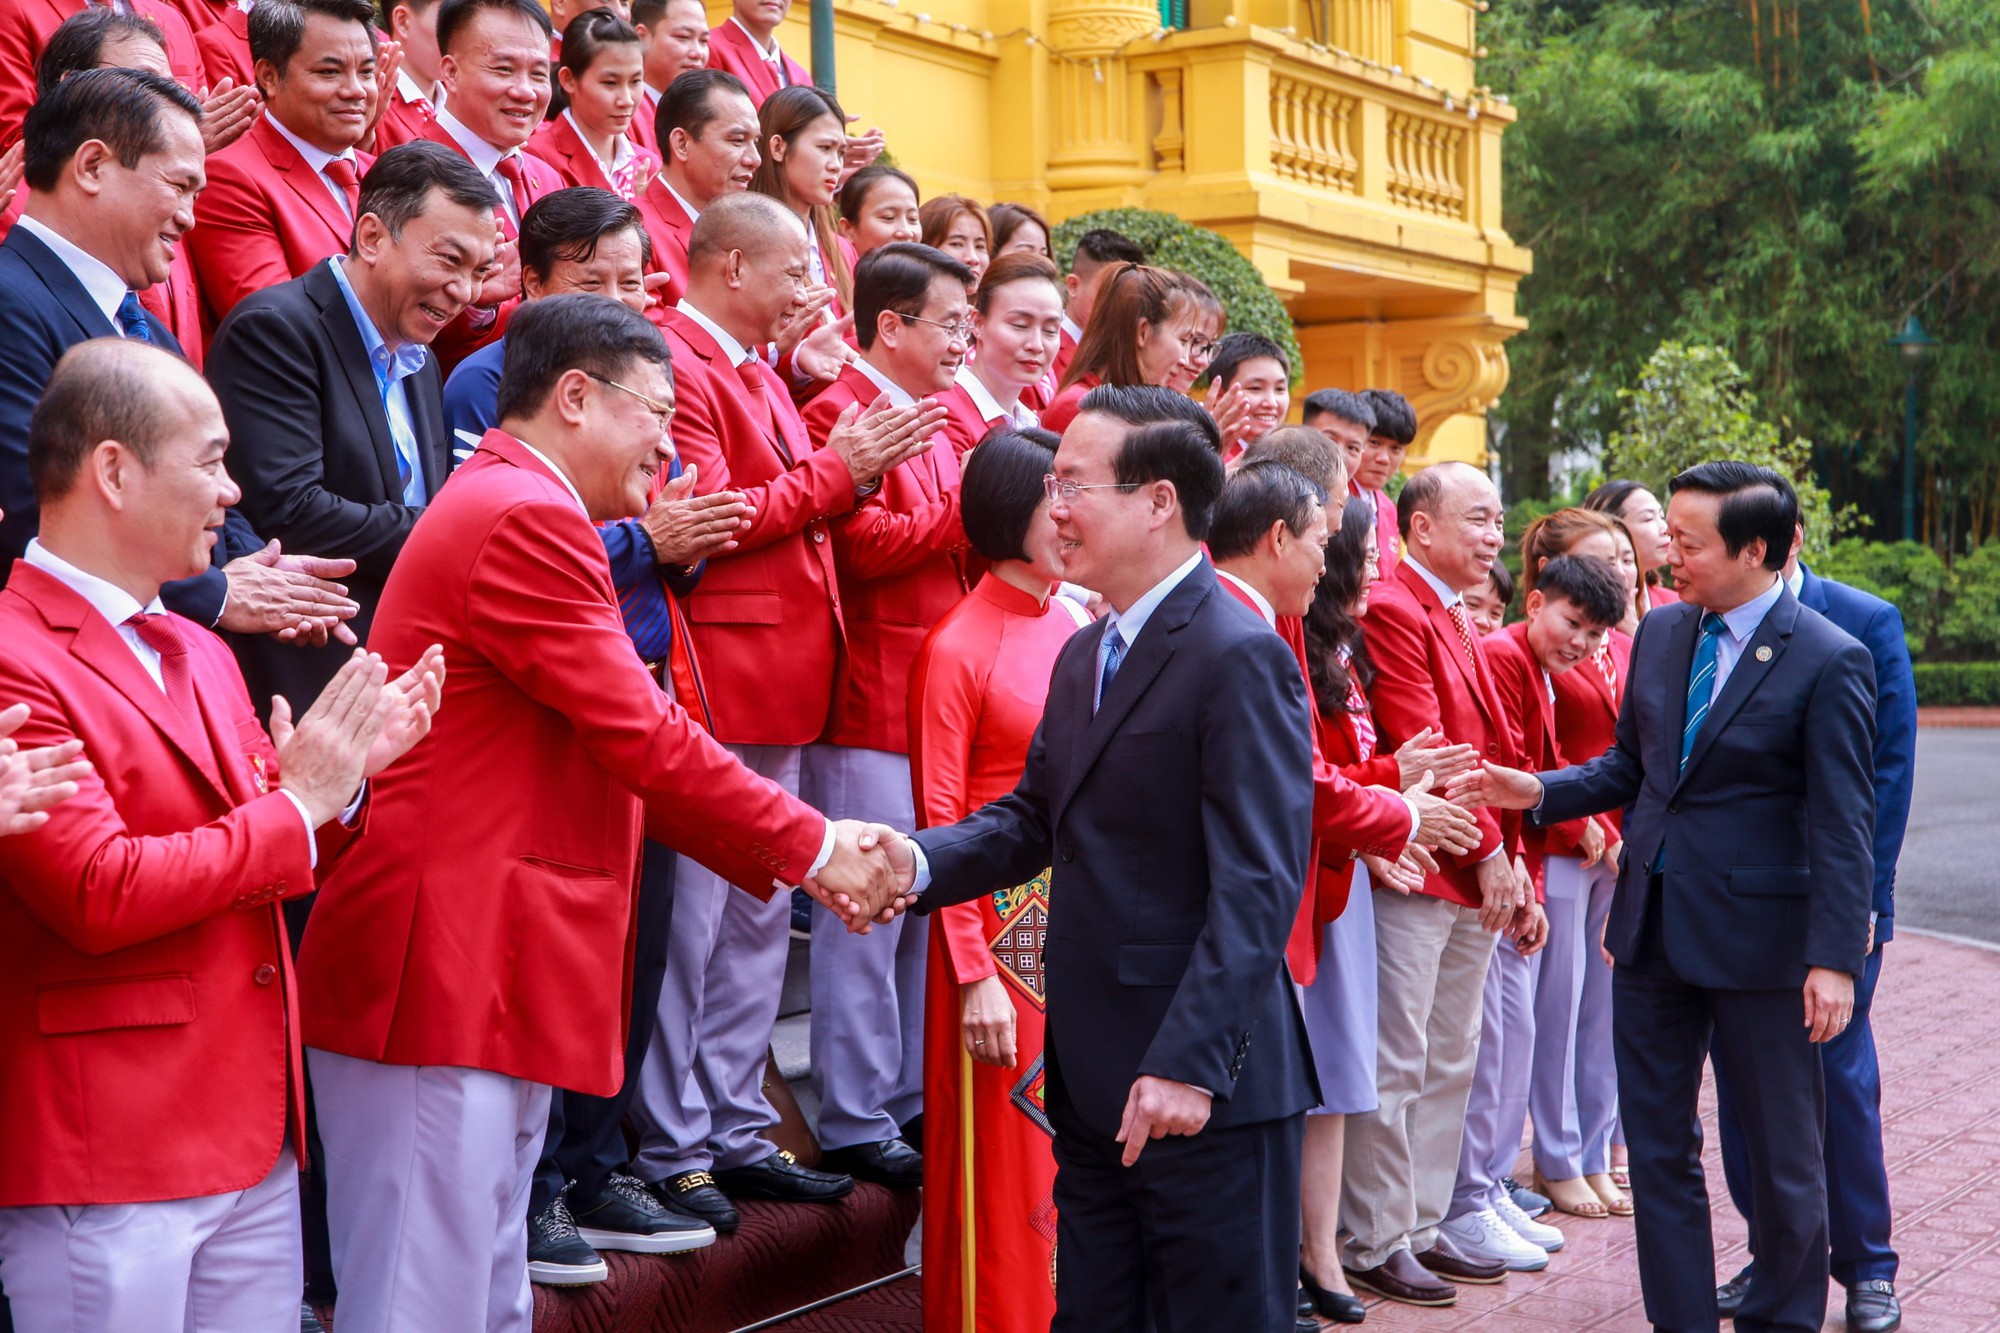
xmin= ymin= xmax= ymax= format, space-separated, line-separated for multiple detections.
xmin=1451 ymin=932 xmax=1540 ymax=1218
xmin=632 ymin=743 xmax=801 ymax=1178
xmin=799 ymin=744 xmax=927 ymax=1150
xmin=1341 ymin=890 xmax=1495 ymax=1268
xmin=309 ymin=1050 xmax=549 ymax=1333
xmin=1530 ymin=855 xmax=1621 ymax=1179
xmin=0 ymin=1150 xmax=300 ymax=1333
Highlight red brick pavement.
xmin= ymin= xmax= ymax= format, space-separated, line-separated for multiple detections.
xmin=1314 ymin=929 xmax=2000 ymax=1331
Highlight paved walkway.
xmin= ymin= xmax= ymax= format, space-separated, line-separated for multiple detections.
xmin=1897 ymin=728 xmax=2000 ymax=945
xmin=1326 ymin=928 xmax=2000 ymax=1330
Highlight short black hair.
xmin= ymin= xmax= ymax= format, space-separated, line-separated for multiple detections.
xmin=1300 ymin=387 xmax=1374 ymax=433
xmin=852 ymin=242 xmax=973 ymax=351
xmin=435 ymin=0 xmax=549 ymax=56
xmin=1583 ymin=478 xmax=1649 ymax=518
xmin=30 ymin=339 xmax=180 ymax=501
xmin=249 ymin=0 xmax=378 ymax=73
xmin=1667 ymin=460 xmax=1798 ymax=569
xmin=36 ymin=8 xmax=164 ymax=96
xmin=659 ymin=66 xmax=749 ymax=146
xmin=23 ymin=67 xmax=200 ymax=194
xmin=960 ymin=425 xmax=1057 ymax=563
xmin=1484 ymin=559 xmax=1514 ymax=605
xmin=1077 ymin=382 xmax=1222 ymax=453
xmin=1070 ymin=227 xmax=1144 ymax=271
xmin=1207 ymin=331 xmax=1288 ymax=389
xmin=1360 ymin=388 xmax=1416 ymax=444
xmin=520 ymin=186 xmax=650 ymax=278
xmin=837 ymin=162 xmax=918 ymax=224
xmin=355 ymin=140 xmax=500 ymax=245
xmin=1206 ymin=460 xmax=1326 ymax=562
xmin=1533 ymin=553 xmax=1627 ymax=629
xmin=630 ymin=0 xmax=697 ymax=28
xmin=495 ymin=293 xmax=671 ymax=423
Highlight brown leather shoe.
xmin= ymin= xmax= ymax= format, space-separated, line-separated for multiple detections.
xmin=1416 ymin=1230 xmax=1508 ymax=1284
xmin=1342 ymin=1248 xmax=1457 ymax=1307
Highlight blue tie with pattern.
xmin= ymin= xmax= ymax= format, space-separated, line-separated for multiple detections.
xmin=1096 ymin=628 xmax=1125 ymax=713
xmin=1680 ymin=611 xmax=1729 ymax=772
xmin=115 ymin=291 xmax=152 ymax=343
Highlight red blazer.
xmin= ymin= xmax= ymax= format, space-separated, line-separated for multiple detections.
xmin=193 ymin=3 xmax=250 ymax=90
xmin=1049 ymin=323 xmax=1078 ymax=386
xmin=0 ymin=566 xmax=354 ymax=1207
xmin=803 ymin=365 xmax=970 ymax=753
xmin=1039 ymin=376 xmax=1098 ymax=436
xmin=662 ymin=305 xmax=854 ymax=745
xmin=1314 ymin=676 xmax=1403 ymax=918
xmin=0 ymin=0 xmax=202 ymax=144
xmin=932 ymin=376 xmax=1018 ymax=458
xmin=1360 ymin=559 xmax=1521 ymax=906
xmin=526 ymin=113 xmax=660 ymax=201
xmin=634 ymin=175 xmax=695 ymax=310
xmin=188 ymin=116 xmax=375 ymax=326
xmin=297 ymin=432 xmax=826 ymax=1094
xmin=631 ymin=84 xmax=662 ymax=155
xmin=372 ymin=79 xmax=437 ymax=151
xmin=705 ymin=18 xmax=807 ymax=106
xmin=1550 ymin=627 xmax=1630 ymax=840
xmin=163 ymin=0 xmax=231 ymax=33
xmin=1480 ymin=622 xmax=1564 ymax=891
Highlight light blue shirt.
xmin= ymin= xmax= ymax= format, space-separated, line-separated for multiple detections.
xmin=328 ymin=257 xmax=431 ymax=506
xmin=1707 ymin=573 xmax=1785 ymax=701
xmin=1096 ymin=549 xmax=1204 ymax=711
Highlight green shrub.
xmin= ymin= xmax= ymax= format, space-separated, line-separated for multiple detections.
xmin=1938 ymin=544 xmax=2000 ymax=660
xmin=1048 ymin=209 xmax=1303 ymax=385
xmin=1813 ymin=539 xmax=1949 ymax=659
xmin=1912 ymin=663 xmax=2000 ymax=707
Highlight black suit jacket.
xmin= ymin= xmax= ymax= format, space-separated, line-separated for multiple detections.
xmin=911 ymin=559 xmax=1318 ymax=1136
xmin=0 ymin=224 xmax=250 ymax=624
xmin=1537 ymin=588 xmax=1875 ymax=989
xmin=207 ymin=258 xmax=448 ymax=711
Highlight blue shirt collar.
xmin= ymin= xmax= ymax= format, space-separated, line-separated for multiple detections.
xmin=328 ymin=257 xmax=429 ymax=387
xmin=1104 ymin=549 xmax=1205 ymax=652
xmin=1714 ymin=573 xmax=1785 ymax=645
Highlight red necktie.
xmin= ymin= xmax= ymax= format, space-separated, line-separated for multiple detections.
xmin=494 ymin=154 xmax=530 ymax=220
xmin=125 ymin=612 xmax=216 ymax=770
xmin=1445 ymin=602 xmax=1480 ymax=675
xmin=322 ymin=156 xmax=361 ymax=218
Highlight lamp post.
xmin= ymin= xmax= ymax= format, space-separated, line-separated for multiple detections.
xmin=810 ymin=0 xmax=836 ymax=94
xmin=1886 ymin=313 xmax=1936 ymax=544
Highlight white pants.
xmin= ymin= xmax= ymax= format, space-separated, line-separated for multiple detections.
xmin=309 ymin=1049 xmax=551 ymax=1333
xmin=0 ymin=1149 xmax=301 ymax=1333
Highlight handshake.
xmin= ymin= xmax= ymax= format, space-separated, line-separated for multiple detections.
xmin=799 ymin=820 xmax=921 ymax=933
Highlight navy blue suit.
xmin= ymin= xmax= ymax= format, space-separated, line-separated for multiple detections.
xmin=1536 ymin=586 xmax=1875 ymax=1333
xmin=911 ymin=558 xmax=1316 ymax=1332
xmin=1717 ymin=567 xmax=1913 ymax=1289
xmin=0 ymin=224 xmax=255 ymax=622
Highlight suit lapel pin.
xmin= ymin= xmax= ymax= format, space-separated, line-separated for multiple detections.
xmin=1755 ymin=645 xmax=1773 ymax=663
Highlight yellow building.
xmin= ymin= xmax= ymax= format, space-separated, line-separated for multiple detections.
xmin=713 ymin=0 xmax=1529 ymax=464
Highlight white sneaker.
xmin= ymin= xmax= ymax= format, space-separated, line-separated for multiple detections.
xmin=1494 ymin=1193 xmax=1566 ymax=1252
xmin=1439 ymin=1209 xmax=1551 ymax=1272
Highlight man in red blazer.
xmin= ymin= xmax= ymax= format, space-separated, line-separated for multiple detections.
xmin=419 ymin=0 xmax=562 ymax=368
xmin=297 ymin=294 xmax=904 ymax=1332
xmin=1303 ymin=386 xmax=1402 ymax=580
xmin=705 ymin=0 xmax=805 ymax=106
xmin=1341 ymin=460 xmax=1537 ymax=1307
xmin=627 ymin=193 xmax=940 ymax=1231
xmin=376 ymin=0 xmax=446 ymax=149
xmin=630 ymin=0 xmax=709 ymax=155
xmin=0 ymin=339 xmax=439 ymax=1333
xmin=187 ymin=0 xmax=380 ymax=328
xmin=0 ymin=0 xmax=203 ymax=144
xmin=795 ymin=242 xmax=969 ymax=1187
xmin=1053 ymin=226 xmax=1145 ymax=387
xmin=635 ymin=67 xmax=757 ymax=309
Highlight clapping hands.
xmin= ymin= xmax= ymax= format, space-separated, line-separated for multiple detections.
xmin=0 ymin=703 xmax=91 ymax=838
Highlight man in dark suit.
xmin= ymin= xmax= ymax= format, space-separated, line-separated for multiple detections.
xmin=0 ymin=67 xmax=357 ymax=646
xmin=1711 ymin=527 xmax=1916 ymax=1333
xmin=208 ymin=141 xmax=499 ymax=716
xmin=1456 ymin=461 xmax=1876 ymax=1333
xmin=880 ymin=384 xmax=1319 ymax=1331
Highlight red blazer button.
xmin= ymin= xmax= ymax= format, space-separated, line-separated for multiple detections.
xmin=254 ymin=964 xmax=277 ymax=985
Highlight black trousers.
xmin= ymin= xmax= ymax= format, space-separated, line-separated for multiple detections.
xmin=283 ymin=893 xmax=337 ymax=1305
xmin=531 ymin=839 xmax=678 ymax=1215
xmin=1614 ymin=946 xmax=1829 ymax=1333
xmin=1047 ymin=1079 xmax=1304 ymax=1333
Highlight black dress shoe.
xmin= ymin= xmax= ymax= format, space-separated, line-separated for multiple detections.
xmin=1297 ymin=1316 xmax=1321 ymax=1332
xmin=714 ymin=1149 xmax=855 ymax=1203
xmin=1415 ymin=1231 xmax=1507 ymax=1285
xmin=1300 ymin=1265 xmax=1367 ymax=1323
xmin=1716 ymin=1262 xmax=1752 ymax=1318
xmin=1343 ymin=1249 xmax=1455 ymax=1307
xmin=1846 ymin=1280 xmax=1901 ymax=1333
xmin=821 ymin=1137 xmax=924 ymax=1189
xmin=650 ymin=1169 xmax=741 ymax=1233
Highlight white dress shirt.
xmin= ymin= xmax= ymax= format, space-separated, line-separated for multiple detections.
xmin=1060 ymin=314 xmax=1082 ymax=345
xmin=674 ymin=297 xmax=754 ymax=367
xmin=14 ymin=215 xmax=126 ymax=325
xmin=730 ymin=15 xmax=790 ymax=84
xmin=434 ymin=108 xmax=527 ymax=224
xmin=562 ymin=108 xmax=633 ymax=181
xmin=851 ymin=354 xmax=917 ymax=408
xmin=955 ymin=364 xmax=1039 ymax=428
xmin=22 ymin=539 xmax=330 ymax=862
xmin=265 ymin=112 xmax=363 ymax=217
xmin=660 ymin=177 xmax=702 ymax=224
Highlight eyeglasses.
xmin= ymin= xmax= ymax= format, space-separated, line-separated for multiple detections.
xmin=588 ymin=372 xmax=674 ymax=437
xmin=1178 ymin=331 xmax=1219 ymax=362
xmin=897 ymin=311 xmax=974 ymax=344
xmin=1043 ymin=474 xmax=1137 ymax=503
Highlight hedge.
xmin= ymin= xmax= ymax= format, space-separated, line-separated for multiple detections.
xmin=1048 ymin=208 xmax=1303 ymax=384
xmin=1913 ymin=663 xmax=2000 ymax=708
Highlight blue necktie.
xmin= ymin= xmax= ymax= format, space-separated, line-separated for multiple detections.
xmin=1679 ymin=611 xmax=1728 ymax=772
xmin=1096 ymin=628 xmax=1125 ymax=713
xmin=115 ymin=291 xmax=152 ymax=343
